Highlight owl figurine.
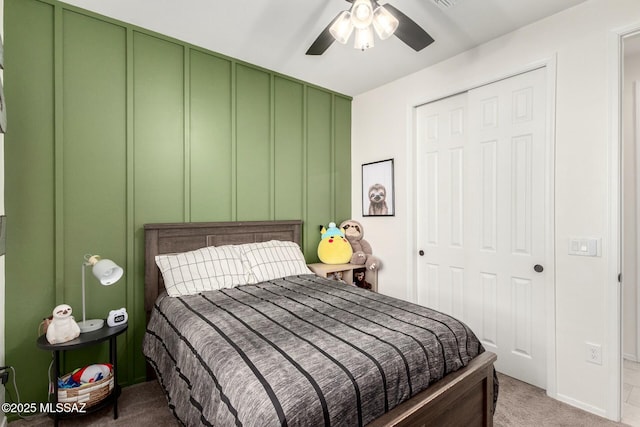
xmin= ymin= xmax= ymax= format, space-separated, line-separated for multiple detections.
xmin=46 ymin=304 xmax=81 ymax=344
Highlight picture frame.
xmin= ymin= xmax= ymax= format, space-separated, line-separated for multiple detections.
xmin=362 ymin=159 xmax=394 ymax=216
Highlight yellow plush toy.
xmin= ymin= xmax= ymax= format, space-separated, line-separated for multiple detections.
xmin=317 ymin=222 xmax=353 ymax=264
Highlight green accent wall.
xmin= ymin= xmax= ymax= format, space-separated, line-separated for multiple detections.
xmin=4 ymin=0 xmax=351 ymax=409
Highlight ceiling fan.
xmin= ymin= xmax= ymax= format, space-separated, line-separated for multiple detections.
xmin=306 ymin=0 xmax=434 ymax=55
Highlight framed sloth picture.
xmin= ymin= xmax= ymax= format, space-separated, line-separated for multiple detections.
xmin=362 ymin=159 xmax=394 ymax=217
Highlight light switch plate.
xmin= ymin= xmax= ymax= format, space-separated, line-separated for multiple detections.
xmin=568 ymin=237 xmax=600 ymax=257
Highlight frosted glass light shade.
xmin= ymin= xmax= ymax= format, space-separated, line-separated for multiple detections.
xmin=329 ymin=11 xmax=354 ymax=44
xmin=354 ymin=26 xmax=375 ymax=51
xmin=372 ymin=5 xmax=399 ymax=40
xmin=351 ymin=0 xmax=374 ymax=29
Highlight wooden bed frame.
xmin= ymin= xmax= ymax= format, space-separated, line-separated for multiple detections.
xmin=144 ymin=220 xmax=497 ymax=427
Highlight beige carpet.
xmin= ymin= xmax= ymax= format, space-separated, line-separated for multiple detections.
xmin=9 ymin=373 xmax=628 ymax=426
xmin=9 ymin=380 xmax=179 ymax=426
xmin=494 ymin=373 xmax=626 ymax=427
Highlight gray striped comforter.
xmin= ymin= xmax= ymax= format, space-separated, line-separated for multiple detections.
xmin=143 ymin=274 xmax=486 ymax=426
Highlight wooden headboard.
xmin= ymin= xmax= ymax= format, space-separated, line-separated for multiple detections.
xmin=144 ymin=220 xmax=303 ymax=319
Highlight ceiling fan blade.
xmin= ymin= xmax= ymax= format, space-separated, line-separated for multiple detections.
xmin=306 ymin=12 xmax=343 ymax=55
xmin=384 ymin=3 xmax=435 ymax=52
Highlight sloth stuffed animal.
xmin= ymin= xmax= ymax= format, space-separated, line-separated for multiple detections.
xmin=339 ymin=220 xmax=381 ymax=271
xmin=46 ymin=304 xmax=80 ymax=344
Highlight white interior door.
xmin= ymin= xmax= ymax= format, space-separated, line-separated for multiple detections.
xmin=416 ymin=68 xmax=548 ymax=388
xmin=416 ymin=92 xmax=468 ymax=320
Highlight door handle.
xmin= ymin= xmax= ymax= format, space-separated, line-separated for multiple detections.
xmin=419 ymin=250 xmax=425 ymax=256
xmin=534 ymin=264 xmax=544 ymax=273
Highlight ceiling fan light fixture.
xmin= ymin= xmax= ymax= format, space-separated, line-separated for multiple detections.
xmin=372 ymin=5 xmax=399 ymax=40
xmin=350 ymin=0 xmax=374 ymax=29
xmin=354 ymin=26 xmax=374 ymax=51
xmin=329 ymin=10 xmax=354 ymax=44
xmin=306 ymin=0 xmax=435 ymax=56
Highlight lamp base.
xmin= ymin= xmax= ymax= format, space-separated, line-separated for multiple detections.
xmin=78 ymin=319 xmax=104 ymax=333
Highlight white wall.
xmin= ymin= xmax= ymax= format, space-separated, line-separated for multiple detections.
xmin=352 ymin=0 xmax=640 ymax=419
xmin=623 ymin=45 xmax=640 ymax=362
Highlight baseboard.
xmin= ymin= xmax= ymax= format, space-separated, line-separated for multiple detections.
xmin=556 ymin=393 xmax=607 ymax=419
xmin=624 ymin=353 xmax=638 ymax=362
xmin=134 ymin=375 xmax=149 ymax=384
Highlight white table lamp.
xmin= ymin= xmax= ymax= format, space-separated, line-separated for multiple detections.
xmin=79 ymin=254 xmax=123 ymax=333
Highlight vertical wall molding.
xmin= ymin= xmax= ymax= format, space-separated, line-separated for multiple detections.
xmin=301 ymin=84 xmax=307 ymax=232
xmin=125 ymin=26 xmax=136 ymax=384
xmin=53 ymin=3 xmax=65 ymax=304
xmin=183 ymin=46 xmax=192 ymax=222
xmin=269 ymin=74 xmax=276 ymax=220
xmin=330 ymin=94 xmax=336 ymax=220
xmin=231 ymin=61 xmax=238 ymax=221
xmin=302 ymin=85 xmax=309 ymax=250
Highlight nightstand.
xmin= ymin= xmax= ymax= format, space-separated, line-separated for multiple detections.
xmin=36 ymin=323 xmax=127 ymax=426
xmin=308 ymin=263 xmax=378 ymax=292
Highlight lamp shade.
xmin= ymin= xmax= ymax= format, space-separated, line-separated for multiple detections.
xmin=329 ymin=10 xmax=354 ymax=44
xmin=91 ymin=258 xmax=123 ymax=286
xmin=351 ymin=0 xmax=374 ymax=29
xmin=372 ymin=5 xmax=399 ymax=40
xmin=354 ymin=26 xmax=375 ymax=50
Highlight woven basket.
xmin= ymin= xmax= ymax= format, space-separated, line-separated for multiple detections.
xmin=58 ymin=369 xmax=114 ymax=408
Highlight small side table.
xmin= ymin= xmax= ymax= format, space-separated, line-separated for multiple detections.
xmin=308 ymin=263 xmax=378 ymax=292
xmin=36 ymin=323 xmax=127 ymax=426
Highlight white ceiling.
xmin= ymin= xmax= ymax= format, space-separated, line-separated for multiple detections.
xmin=59 ymin=0 xmax=586 ymax=96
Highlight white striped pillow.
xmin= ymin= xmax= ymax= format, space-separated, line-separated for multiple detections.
xmin=155 ymin=245 xmax=248 ymax=296
xmin=239 ymin=240 xmax=312 ymax=283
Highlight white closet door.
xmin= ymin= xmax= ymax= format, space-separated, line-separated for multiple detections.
xmin=416 ymin=67 xmax=548 ymax=388
xmin=416 ymin=92 xmax=468 ymax=319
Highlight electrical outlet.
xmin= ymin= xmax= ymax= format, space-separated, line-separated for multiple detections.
xmin=0 ymin=370 xmax=8 ymax=385
xmin=586 ymin=342 xmax=602 ymax=365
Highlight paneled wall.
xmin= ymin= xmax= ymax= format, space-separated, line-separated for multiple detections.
xmin=4 ymin=0 xmax=351 ymax=407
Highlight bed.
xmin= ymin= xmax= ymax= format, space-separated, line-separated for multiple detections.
xmin=143 ymin=220 xmax=497 ymax=426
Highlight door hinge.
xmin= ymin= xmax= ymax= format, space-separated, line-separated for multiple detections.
xmin=618 ymin=273 xmax=622 ymax=283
